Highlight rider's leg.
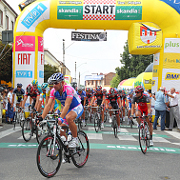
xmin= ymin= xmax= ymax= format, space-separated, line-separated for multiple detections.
xmin=135 ymin=110 xmax=142 ymax=124
xmin=66 ymin=111 xmax=77 ymax=138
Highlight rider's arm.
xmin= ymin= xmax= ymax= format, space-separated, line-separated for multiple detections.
xmin=60 ymin=97 xmax=72 ymax=119
xmin=90 ymin=96 xmax=95 ymax=106
xmin=84 ymin=96 xmax=86 ymax=107
xmin=131 ymin=104 xmax=135 ymax=116
xmin=34 ymin=95 xmax=40 ymax=110
xmin=22 ymin=95 xmax=28 ymax=109
xmin=105 ymin=99 xmax=108 ymax=109
xmin=45 ymin=95 xmax=49 ymax=106
xmin=118 ymin=98 xmax=121 ymax=108
xmin=42 ymin=98 xmax=53 ymax=119
xmin=126 ymin=99 xmax=129 ymax=108
xmin=12 ymin=93 xmax=15 ymax=105
xmin=37 ymin=100 xmax=42 ymax=112
xmin=147 ymin=103 xmax=151 ymax=114
xmin=101 ymin=95 xmax=105 ymax=106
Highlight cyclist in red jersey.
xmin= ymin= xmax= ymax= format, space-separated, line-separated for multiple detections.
xmin=131 ymin=86 xmax=153 ymax=146
xmin=121 ymin=90 xmax=126 ymax=121
xmin=90 ymin=86 xmax=105 ymax=129
xmin=105 ymin=88 xmax=121 ymax=132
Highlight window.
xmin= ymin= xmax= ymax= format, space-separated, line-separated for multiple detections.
xmin=0 ymin=10 xmax=3 ymax=25
xmin=5 ymin=15 xmax=9 ymax=30
xmin=92 ymin=80 xmax=94 ymax=85
xmin=88 ymin=81 xmax=90 ymax=85
xmin=11 ymin=21 xmax=14 ymax=30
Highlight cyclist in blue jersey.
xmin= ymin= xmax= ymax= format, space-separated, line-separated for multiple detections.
xmin=41 ymin=73 xmax=83 ymax=148
xmin=126 ymin=90 xmax=134 ymax=125
xmin=12 ymin=83 xmax=25 ymax=108
xmin=77 ymin=87 xmax=86 ymax=127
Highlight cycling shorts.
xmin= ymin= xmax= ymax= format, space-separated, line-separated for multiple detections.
xmin=110 ymin=103 xmax=119 ymax=115
xmin=137 ymin=106 xmax=148 ymax=116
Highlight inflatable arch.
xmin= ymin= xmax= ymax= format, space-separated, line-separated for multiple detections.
xmin=13 ymin=0 xmax=180 ymax=94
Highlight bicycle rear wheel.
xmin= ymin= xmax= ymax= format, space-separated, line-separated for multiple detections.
xmin=94 ymin=113 xmax=99 ymax=132
xmin=36 ymin=135 xmax=62 ymax=178
xmin=22 ymin=118 xmax=32 ymax=142
xmin=71 ymin=131 xmax=89 ymax=168
xmin=113 ymin=116 xmax=118 ymax=138
xmin=139 ymin=124 xmax=147 ymax=154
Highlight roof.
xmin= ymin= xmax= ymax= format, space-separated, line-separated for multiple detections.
xmin=1 ymin=0 xmax=18 ymax=17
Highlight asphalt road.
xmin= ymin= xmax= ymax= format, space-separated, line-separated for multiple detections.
xmin=0 ymin=121 xmax=180 ymax=180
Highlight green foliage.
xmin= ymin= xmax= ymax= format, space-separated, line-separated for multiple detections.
xmin=0 ymin=42 xmax=12 ymax=82
xmin=44 ymin=64 xmax=59 ymax=82
xmin=110 ymin=41 xmax=153 ymax=88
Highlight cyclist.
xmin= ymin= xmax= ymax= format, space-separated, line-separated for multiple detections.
xmin=22 ymin=80 xmax=40 ymax=111
xmin=121 ymin=90 xmax=126 ymax=121
xmin=85 ymin=88 xmax=93 ymax=105
xmin=126 ymin=89 xmax=134 ymax=125
xmin=77 ymin=87 xmax=86 ymax=127
xmin=12 ymin=83 xmax=25 ymax=108
xmin=131 ymin=86 xmax=153 ymax=146
xmin=41 ymin=73 xmax=83 ymax=148
xmin=105 ymin=88 xmax=121 ymax=132
xmin=37 ymin=83 xmax=48 ymax=113
xmin=90 ymin=86 xmax=105 ymax=129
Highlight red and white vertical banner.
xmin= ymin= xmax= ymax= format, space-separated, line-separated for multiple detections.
xmin=15 ymin=36 xmax=35 ymax=89
xmin=38 ymin=36 xmax=44 ymax=85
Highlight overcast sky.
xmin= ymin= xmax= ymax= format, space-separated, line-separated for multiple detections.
xmin=6 ymin=0 xmax=128 ymax=85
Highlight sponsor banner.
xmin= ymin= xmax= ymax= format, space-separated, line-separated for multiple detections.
xmin=71 ymin=31 xmax=107 ymax=41
xmin=128 ymin=22 xmax=162 ymax=54
xmin=153 ymin=52 xmax=160 ymax=66
xmin=152 ymin=65 xmax=158 ymax=77
xmin=16 ymin=1 xmax=50 ymax=32
xmin=57 ymin=0 xmax=142 ymax=20
xmin=164 ymin=38 xmax=180 ymax=53
xmin=151 ymin=77 xmax=158 ymax=93
xmin=38 ymin=37 xmax=44 ymax=84
xmin=163 ymin=53 xmax=180 ymax=69
xmin=15 ymin=36 xmax=35 ymax=52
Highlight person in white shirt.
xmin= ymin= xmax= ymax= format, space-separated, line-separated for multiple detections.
xmin=166 ymin=88 xmax=180 ymax=131
xmin=7 ymin=87 xmax=14 ymax=123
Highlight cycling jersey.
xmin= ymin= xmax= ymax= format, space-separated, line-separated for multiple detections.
xmin=86 ymin=92 xmax=93 ymax=105
xmin=132 ymin=93 xmax=150 ymax=115
xmin=127 ymin=95 xmax=132 ymax=109
xmin=50 ymin=85 xmax=81 ymax=110
xmin=77 ymin=90 xmax=86 ymax=101
xmin=13 ymin=88 xmax=25 ymax=102
xmin=25 ymin=87 xmax=40 ymax=99
xmin=46 ymin=87 xmax=51 ymax=97
xmin=39 ymin=93 xmax=46 ymax=108
xmin=121 ymin=94 xmax=126 ymax=107
xmin=93 ymin=92 xmax=104 ymax=106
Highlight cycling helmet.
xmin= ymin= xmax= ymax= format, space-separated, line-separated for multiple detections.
xmin=31 ymin=79 xmax=38 ymax=85
xmin=49 ymin=73 xmax=64 ymax=83
xmin=129 ymin=89 xmax=134 ymax=94
xmin=77 ymin=87 xmax=83 ymax=91
xmin=135 ymin=86 xmax=144 ymax=93
xmin=41 ymin=83 xmax=48 ymax=90
xmin=103 ymin=89 xmax=107 ymax=94
xmin=109 ymin=88 xmax=117 ymax=95
xmin=17 ymin=83 xmax=22 ymax=87
xmin=26 ymin=84 xmax=33 ymax=94
xmin=96 ymin=86 xmax=102 ymax=91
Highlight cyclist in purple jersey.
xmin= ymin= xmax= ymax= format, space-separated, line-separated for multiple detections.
xmin=41 ymin=73 xmax=83 ymax=148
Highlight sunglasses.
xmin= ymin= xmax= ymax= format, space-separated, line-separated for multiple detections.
xmin=17 ymin=86 xmax=21 ymax=88
xmin=135 ymin=91 xmax=140 ymax=94
xmin=53 ymin=82 xmax=60 ymax=85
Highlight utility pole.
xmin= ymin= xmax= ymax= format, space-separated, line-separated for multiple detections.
xmin=62 ymin=39 xmax=65 ymax=75
xmin=75 ymin=61 xmax=76 ymax=83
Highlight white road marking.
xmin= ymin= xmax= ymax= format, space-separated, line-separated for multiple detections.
xmin=153 ymin=137 xmax=171 ymax=143
xmin=118 ymin=134 xmax=137 ymax=141
xmin=86 ymin=133 xmax=103 ymax=140
xmin=165 ymin=131 xmax=180 ymax=140
xmin=0 ymin=127 xmax=21 ymax=139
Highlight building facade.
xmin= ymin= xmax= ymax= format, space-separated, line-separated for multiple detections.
xmin=85 ymin=72 xmax=115 ymax=90
xmin=0 ymin=0 xmax=17 ymax=40
xmin=44 ymin=49 xmax=71 ymax=75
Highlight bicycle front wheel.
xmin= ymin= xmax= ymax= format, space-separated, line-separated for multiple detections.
xmin=113 ymin=117 xmax=118 ymax=138
xmin=139 ymin=124 xmax=147 ymax=154
xmin=94 ymin=113 xmax=99 ymax=133
xmin=71 ymin=131 xmax=89 ymax=168
xmin=36 ymin=122 xmax=50 ymax=144
xmin=22 ymin=118 xmax=32 ymax=142
xmin=36 ymin=135 xmax=62 ymax=178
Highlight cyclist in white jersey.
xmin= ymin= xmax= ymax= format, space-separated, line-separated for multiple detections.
xmin=41 ymin=73 xmax=83 ymax=148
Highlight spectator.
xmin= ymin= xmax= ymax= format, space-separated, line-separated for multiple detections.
xmin=7 ymin=87 xmax=14 ymax=123
xmin=153 ymin=86 xmax=168 ymax=131
xmin=0 ymin=86 xmax=3 ymax=126
xmin=3 ymin=88 xmax=8 ymax=122
xmin=166 ymin=88 xmax=180 ymax=131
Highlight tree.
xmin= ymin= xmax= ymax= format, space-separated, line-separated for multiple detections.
xmin=44 ymin=64 xmax=59 ymax=82
xmin=111 ymin=41 xmax=153 ymax=88
xmin=0 ymin=42 xmax=12 ymax=83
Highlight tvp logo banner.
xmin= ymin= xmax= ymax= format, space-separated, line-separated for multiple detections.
xmin=16 ymin=1 xmax=50 ymax=32
xmin=128 ymin=22 xmax=162 ymax=55
xmin=38 ymin=37 xmax=44 ymax=84
xmin=15 ymin=36 xmax=35 ymax=88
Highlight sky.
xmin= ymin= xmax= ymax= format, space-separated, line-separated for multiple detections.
xmin=6 ymin=0 xmax=128 ymax=85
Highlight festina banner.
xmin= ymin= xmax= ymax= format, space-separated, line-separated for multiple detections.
xmin=71 ymin=31 xmax=107 ymax=41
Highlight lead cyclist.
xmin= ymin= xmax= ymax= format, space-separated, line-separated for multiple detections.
xmin=40 ymin=73 xmax=83 ymax=148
